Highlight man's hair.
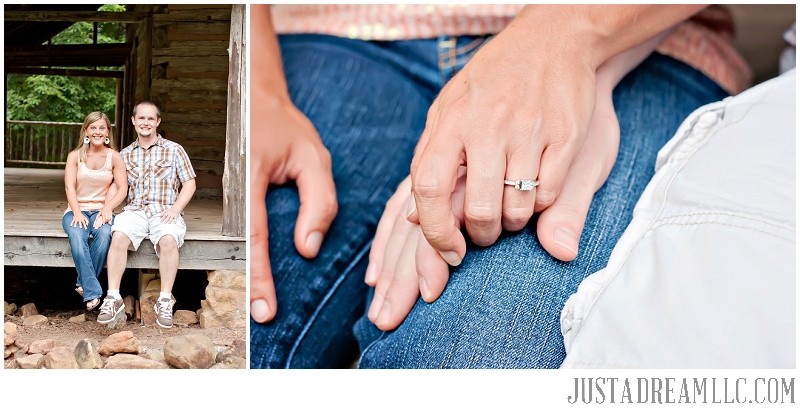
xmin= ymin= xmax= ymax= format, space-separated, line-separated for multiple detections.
xmin=132 ymin=100 xmax=161 ymax=118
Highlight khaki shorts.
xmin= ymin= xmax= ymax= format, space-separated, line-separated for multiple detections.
xmin=111 ymin=209 xmax=186 ymax=257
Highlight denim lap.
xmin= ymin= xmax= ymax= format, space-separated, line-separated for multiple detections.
xmin=250 ymin=35 xmax=441 ymax=368
xmin=249 ymin=33 xmax=728 ymax=369
xmin=354 ymin=53 xmax=728 ymax=368
xmin=62 ymin=211 xmax=112 ymax=302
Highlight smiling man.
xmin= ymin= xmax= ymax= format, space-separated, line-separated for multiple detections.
xmin=96 ymin=101 xmax=197 ymax=329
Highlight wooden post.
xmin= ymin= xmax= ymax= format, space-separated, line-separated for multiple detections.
xmin=222 ymin=4 xmax=245 ymax=237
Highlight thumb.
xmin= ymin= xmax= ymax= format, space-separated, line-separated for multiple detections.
xmin=293 ymin=152 xmax=338 ymax=258
xmin=538 ymin=93 xmax=619 ymax=261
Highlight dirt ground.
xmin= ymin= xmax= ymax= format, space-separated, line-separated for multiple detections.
xmin=5 ymin=308 xmax=245 ymax=360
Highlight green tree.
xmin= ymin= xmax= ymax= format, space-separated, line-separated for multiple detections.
xmin=6 ymin=4 xmax=126 ymax=123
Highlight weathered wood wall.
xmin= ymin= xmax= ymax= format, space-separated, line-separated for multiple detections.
xmin=127 ymin=4 xmax=232 ymax=199
xmin=222 ymin=5 xmax=245 ymax=237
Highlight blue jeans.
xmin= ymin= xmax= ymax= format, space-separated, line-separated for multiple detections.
xmin=62 ymin=211 xmax=111 ymax=302
xmin=249 ymin=34 xmax=728 ymax=368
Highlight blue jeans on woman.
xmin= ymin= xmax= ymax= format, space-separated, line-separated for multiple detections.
xmin=62 ymin=211 xmax=111 ymax=302
xmin=249 ymin=34 xmax=728 ymax=368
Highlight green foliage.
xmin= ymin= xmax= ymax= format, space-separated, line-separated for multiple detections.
xmin=6 ymin=4 xmax=126 ymax=123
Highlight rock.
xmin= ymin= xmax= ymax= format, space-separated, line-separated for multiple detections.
xmin=4 ymin=322 xmax=18 ymax=346
xmin=17 ymin=354 xmax=45 ymax=369
xmin=28 ymin=339 xmax=56 ymax=355
xmin=139 ymin=279 xmax=163 ymax=326
xmin=44 ymin=347 xmax=79 ymax=369
xmin=124 ymin=295 xmax=135 ymax=318
xmin=198 ymin=285 xmax=246 ymax=328
xmin=211 ymin=355 xmax=246 ymax=369
xmin=4 ymin=301 xmax=17 ymax=316
xmin=22 ymin=315 xmax=48 ymax=326
xmin=5 ymin=358 xmax=19 ymax=369
xmin=99 ymin=331 xmax=139 ymax=356
xmin=173 ymin=310 xmax=198 ymax=326
xmin=215 ymin=339 xmax=246 ymax=365
xmin=214 ymin=339 xmax=247 ymax=369
xmin=5 ymin=344 xmax=19 ymax=359
xmin=104 ymin=354 xmax=168 ymax=369
xmin=69 ymin=314 xmax=86 ymax=323
xmin=207 ymin=270 xmax=246 ymax=291
xmin=74 ymin=339 xmax=103 ymax=369
xmin=164 ymin=334 xmax=216 ymax=369
xmin=142 ymin=350 xmax=166 ymax=365
xmin=19 ymin=303 xmax=38 ymax=318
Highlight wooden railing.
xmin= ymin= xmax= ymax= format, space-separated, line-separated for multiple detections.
xmin=4 ymin=120 xmax=115 ymax=167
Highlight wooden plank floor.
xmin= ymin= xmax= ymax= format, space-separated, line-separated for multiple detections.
xmin=4 ymin=168 xmax=245 ymax=269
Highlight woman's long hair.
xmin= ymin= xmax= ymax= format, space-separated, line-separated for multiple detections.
xmin=74 ymin=112 xmax=115 ymax=163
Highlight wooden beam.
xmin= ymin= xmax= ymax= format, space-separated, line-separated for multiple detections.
xmin=222 ymin=5 xmax=246 ymax=238
xmin=3 ymin=10 xmax=147 ymax=23
xmin=4 ymin=235 xmax=245 ymax=270
xmin=5 ymin=43 xmax=131 ymax=68
xmin=4 ymin=67 xmax=123 ymax=78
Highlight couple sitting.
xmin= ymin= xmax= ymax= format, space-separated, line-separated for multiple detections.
xmin=61 ymin=101 xmax=196 ymax=329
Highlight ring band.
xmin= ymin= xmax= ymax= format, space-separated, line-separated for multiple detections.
xmin=504 ymin=179 xmax=539 ymax=191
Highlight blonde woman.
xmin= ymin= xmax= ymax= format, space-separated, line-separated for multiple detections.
xmin=62 ymin=112 xmax=127 ymax=311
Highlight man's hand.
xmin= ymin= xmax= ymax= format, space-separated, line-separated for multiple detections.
xmin=160 ymin=207 xmax=181 ymax=224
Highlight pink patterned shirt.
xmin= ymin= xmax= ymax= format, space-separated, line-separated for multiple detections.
xmin=272 ymin=4 xmax=752 ymax=94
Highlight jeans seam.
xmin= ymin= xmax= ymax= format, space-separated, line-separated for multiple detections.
xmin=285 ymin=239 xmax=372 ymax=368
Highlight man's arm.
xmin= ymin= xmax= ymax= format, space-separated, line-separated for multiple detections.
xmin=172 ymin=178 xmax=196 ymax=214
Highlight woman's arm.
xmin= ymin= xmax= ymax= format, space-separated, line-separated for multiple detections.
xmin=249 ymin=4 xmax=338 ymax=323
xmin=64 ymin=151 xmax=89 ymax=229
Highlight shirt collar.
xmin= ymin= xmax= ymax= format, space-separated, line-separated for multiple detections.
xmin=132 ymin=134 xmax=164 ymax=150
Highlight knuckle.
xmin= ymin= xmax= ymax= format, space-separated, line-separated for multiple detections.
xmin=535 ymin=188 xmax=558 ymax=209
xmin=464 ymin=205 xmax=499 ymax=227
xmin=412 ymin=179 xmax=447 ymax=200
xmin=502 ymin=206 xmax=534 ymax=225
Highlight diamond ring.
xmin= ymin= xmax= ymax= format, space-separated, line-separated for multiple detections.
xmin=504 ymin=179 xmax=539 ymax=191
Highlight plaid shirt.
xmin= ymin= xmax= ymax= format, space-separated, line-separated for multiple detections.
xmin=121 ymin=134 xmax=196 ymax=217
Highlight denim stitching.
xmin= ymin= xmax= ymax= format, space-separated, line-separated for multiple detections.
xmin=285 ymin=240 xmax=372 ymax=368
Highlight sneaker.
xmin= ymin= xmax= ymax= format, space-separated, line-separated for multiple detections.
xmin=97 ymin=296 xmax=124 ymax=324
xmin=154 ymin=297 xmax=175 ymax=328
xmin=86 ymin=298 xmax=101 ymax=312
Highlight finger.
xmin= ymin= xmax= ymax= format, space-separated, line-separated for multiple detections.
xmin=534 ymin=107 xmax=593 ymax=213
xmin=415 ymin=233 xmax=450 ymax=303
xmin=367 ymin=210 xmax=412 ymax=323
xmin=250 ymin=182 xmax=278 ymax=323
xmin=367 ymin=177 xmax=411 ymax=286
xmin=502 ymin=140 xmax=542 ymax=231
xmin=292 ymin=147 xmax=338 ymax=259
xmin=463 ymin=142 xmax=505 ymax=246
xmin=410 ymin=132 xmax=466 ymax=266
xmin=372 ymin=226 xmax=421 ymax=331
xmin=537 ymin=94 xmax=619 ymax=261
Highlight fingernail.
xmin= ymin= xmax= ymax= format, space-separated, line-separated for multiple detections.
xmin=251 ymin=299 xmax=271 ymax=323
xmin=364 ymin=263 xmax=377 ymax=285
xmin=305 ymin=231 xmax=323 ymax=256
xmin=377 ymin=301 xmax=392 ymax=327
xmin=368 ymin=293 xmax=384 ymax=322
xmin=419 ymin=276 xmax=431 ymax=301
xmin=406 ymin=198 xmax=417 ymax=219
xmin=439 ymin=251 xmax=462 ymax=267
xmin=554 ymin=227 xmax=579 ymax=256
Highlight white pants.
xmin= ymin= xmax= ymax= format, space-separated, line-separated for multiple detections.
xmin=560 ymin=70 xmax=796 ymax=368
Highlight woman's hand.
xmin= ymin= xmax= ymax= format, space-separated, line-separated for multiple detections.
xmin=365 ymin=176 xmax=462 ymax=331
xmin=71 ymin=211 xmax=89 ymax=230
xmin=249 ymin=96 xmax=338 ymax=324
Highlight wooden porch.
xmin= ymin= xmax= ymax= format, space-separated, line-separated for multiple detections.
xmin=4 ymin=168 xmax=244 ymax=270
